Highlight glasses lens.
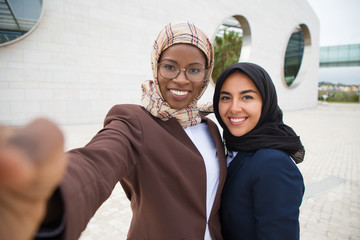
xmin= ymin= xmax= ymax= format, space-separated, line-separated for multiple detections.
xmin=159 ymin=64 xmax=178 ymax=79
xmin=158 ymin=63 xmax=206 ymax=82
xmin=186 ymin=67 xmax=205 ymax=82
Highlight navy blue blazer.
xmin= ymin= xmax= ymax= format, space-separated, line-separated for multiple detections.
xmin=220 ymin=148 xmax=304 ymax=240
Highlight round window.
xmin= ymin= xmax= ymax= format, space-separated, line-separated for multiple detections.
xmin=283 ymin=24 xmax=311 ymax=88
xmin=0 ymin=0 xmax=43 ymax=46
xmin=212 ymin=15 xmax=251 ymax=83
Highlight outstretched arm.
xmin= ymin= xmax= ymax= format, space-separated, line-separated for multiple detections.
xmin=0 ymin=119 xmax=67 ymax=240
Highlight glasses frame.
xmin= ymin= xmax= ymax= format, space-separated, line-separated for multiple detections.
xmin=157 ymin=62 xmax=208 ymax=83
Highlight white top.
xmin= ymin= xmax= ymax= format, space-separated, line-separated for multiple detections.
xmin=184 ymin=123 xmax=220 ymax=240
xmin=226 ymin=151 xmax=239 ymax=166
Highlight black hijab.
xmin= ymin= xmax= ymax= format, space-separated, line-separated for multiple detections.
xmin=213 ymin=62 xmax=304 ymax=164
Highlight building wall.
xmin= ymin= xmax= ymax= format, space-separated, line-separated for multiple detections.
xmin=0 ymin=0 xmax=319 ymax=125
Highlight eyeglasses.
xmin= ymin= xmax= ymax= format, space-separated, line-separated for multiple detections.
xmin=158 ymin=62 xmax=207 ymax=82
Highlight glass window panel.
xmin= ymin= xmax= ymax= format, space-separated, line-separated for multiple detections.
xmin=0 ymin=0 xmax=43 ymax=45
xmin=284 ymin=27 xmax=305 ymax=87
xmin=212 ymin=16 xmax=247 ymax=83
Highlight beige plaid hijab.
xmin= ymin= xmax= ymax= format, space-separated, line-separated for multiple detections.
xmin=141 ymin=22 xmax=214 ymax=127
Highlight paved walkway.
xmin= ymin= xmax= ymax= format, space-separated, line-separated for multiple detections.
xmin=60 ymin=102 xmax=360 ymax=240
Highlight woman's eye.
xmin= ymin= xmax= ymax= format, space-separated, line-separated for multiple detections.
xmin=188 ymin=68 xmax=202 ymax=74
xmin=220 ymin=96 xmax=230 ymax=101
xmin=163 ymin=64 xmax=176 ymax=71
xmin=243 ymin=95 xmax=254 ymax=100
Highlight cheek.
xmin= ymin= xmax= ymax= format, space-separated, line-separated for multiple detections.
xmin=157 ymin=77 xmax=167 ymax=95
xmin=251 ymin=103 xmax=262 ymax=124
xmin=218 ymin=103 xmax=228 ymax=121
xmin=193 ymin=82 xmax=204 ymax=97
xmin=157 ymin=73 xmax=163 ymax=85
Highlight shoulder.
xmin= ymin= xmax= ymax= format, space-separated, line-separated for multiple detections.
xmin=252 ymin=149 xmax=294 ymax=167
xmin=108 ymin=104 xmax=147 ymax=116
xmin=250 ymin=149 xmax=302 ymax=179
xmin=248 ymin=149 xmax=304 ymax=194
xmin=104 ymin=104 xmax=149 ymax=126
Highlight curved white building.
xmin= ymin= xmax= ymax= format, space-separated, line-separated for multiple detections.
xmin=0 ymin=0 xmax=319 ymax=125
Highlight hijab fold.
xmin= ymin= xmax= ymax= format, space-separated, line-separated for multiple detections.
xmin=213 ymin=62 xmax=305 ymax=164
xmin=141 ymin=22 xmax=214 ymax=128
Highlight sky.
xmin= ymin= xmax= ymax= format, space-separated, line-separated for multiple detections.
xmin=307 ymin=0 xmax=360 ymax=85
xmin=307 ymin=0 xmax=360 ymax=46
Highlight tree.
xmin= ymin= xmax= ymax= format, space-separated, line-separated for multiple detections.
xmin=212 ymin=30 xmax=242 ymax=83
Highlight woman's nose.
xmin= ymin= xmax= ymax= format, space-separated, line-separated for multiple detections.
xmin=173 ymin=69 xmax=190 ymax=84
xmin=229 ymin=100 xmax=242 ymax=113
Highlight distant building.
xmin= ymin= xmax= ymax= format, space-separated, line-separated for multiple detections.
xmin=319 ymin=84 xmax=359 ymax=93
xmin=0 ymin=0 xmax=319 ymax=125
xmin=319 ymin=44 xmax=360 ymax=85
xmin=320 ymin=44 xmax=360 ymax=68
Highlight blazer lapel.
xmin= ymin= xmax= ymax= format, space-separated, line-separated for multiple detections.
xmin=222 ymin=152 xmax=245 ymax=194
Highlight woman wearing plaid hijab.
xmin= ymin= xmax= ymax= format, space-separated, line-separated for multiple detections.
xmin=0 ymin=22 xmax=226 ymax=240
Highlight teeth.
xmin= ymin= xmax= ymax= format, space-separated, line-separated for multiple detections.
xmin=230 ymin=118 xmax=245 ymax=123
xmin=170 ymin=90 xmax=188 ymax=96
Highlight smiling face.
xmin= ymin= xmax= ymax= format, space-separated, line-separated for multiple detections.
xmin=219 ymin=72 xmax=263 ymax=137
xmin=157 ymin=44 xmax=206 ymax=109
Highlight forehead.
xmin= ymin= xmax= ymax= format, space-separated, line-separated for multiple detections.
xmin=221 ymin=72 xmax=258 ymax=91
xmin=159 ymin=44 xmax=206 ymax=64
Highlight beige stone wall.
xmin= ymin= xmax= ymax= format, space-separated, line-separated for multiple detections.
xmin=0 ymin=0 xmax=319 ymax=125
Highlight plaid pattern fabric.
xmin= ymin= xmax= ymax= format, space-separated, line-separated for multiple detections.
xmin=141 ymin=22 xmax=214 ymax=127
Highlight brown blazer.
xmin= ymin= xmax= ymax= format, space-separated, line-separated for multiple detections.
xmin=60 ymin=104 xmax=227 ymax=239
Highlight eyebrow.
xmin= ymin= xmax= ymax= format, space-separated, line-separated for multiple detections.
xmin=220 ymin=89 xmax=257 ymax=95
xmin=159 ymin=58 xmax=204 ymax=66
xmin=159 ymin=59 xmax=177 ymax=64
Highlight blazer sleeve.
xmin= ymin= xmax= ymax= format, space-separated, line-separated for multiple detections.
xmin=251 ymin=149 xmax=304 ymax=240
xmin=60 ymin=105 xmax=143 ymax=240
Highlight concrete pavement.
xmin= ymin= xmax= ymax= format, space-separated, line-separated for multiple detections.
xmin=60 ymin=102 xmax=360 ymax=240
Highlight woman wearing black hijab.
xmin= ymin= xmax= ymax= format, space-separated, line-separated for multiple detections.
xmin=213 ymin=62 xmax=305 ymax=239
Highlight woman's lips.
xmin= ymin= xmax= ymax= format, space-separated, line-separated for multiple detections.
xmin=228 ymin=117 xmax=246 ymax=125
xmin=169 ymin=89 xmax=190 ymax=99
xmin=170 ymin=89 xmax=189 ymax=96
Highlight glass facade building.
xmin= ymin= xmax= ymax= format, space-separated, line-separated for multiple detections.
xmin=320 ymin=44 xmax=360 ymax=67
xmin=318 ymin=44 xmax=360 ymax=85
